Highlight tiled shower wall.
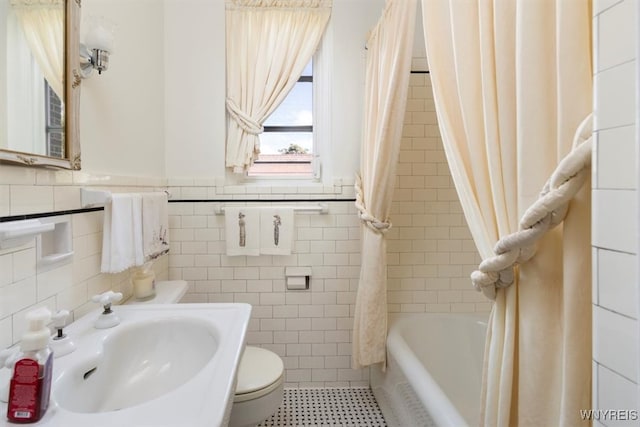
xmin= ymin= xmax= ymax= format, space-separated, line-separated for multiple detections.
xmin=167 ymin=70 xmax=487 ymax=387
xmin=387 ymin=71 xmax=488 ymax=314
xmin=0 ymin=166 xmax=169 ymax=349
xmin=591 ymin=0 xmax=639 ymax=419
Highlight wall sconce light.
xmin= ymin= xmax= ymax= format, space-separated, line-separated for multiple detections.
xmin=80 ymin=16 xmax=115 ymax=78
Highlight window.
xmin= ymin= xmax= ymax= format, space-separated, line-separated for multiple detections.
xmin=248 ymin=60 xmax=314 ymax=177
xmin=45 ymin=81 xmax=65 ymax=158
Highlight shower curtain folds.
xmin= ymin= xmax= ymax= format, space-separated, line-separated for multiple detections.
xmin=352 ymin=0 xmax=416 ymax=369
xmin=421 ymin=0 xmax=593 ymax=425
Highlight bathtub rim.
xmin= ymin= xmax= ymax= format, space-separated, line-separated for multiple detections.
xmin=385 ymin=312 xmax=489 ymax=427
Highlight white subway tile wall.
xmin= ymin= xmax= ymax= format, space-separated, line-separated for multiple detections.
xmin=168 ymin=200 xmax=368 ymax=388
xmin=592 ymin=0 xmax=639 ymax=414
xmin=0 ymin=167 xmax=169 ymax=349
xmin=387 ymin=72 xmax=488 ymax=315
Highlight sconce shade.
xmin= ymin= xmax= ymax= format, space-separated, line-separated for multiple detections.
xmin=79 ymin=15 xmax=115 ymax=78
xmin=85 ymin=24 xmax=114 ymax=53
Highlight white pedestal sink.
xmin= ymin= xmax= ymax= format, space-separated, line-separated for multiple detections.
xmin=0 ymin=303 xmax=251 ymax=427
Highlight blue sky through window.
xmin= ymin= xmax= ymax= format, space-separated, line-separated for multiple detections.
xmin=258 ymin=60 xmax=313 ymax=155
xmin=263 ymin=83 xmax=312 ymax=127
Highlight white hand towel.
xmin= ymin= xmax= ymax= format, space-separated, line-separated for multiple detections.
xmin=225 ymin=207 xmax=260 ymax=256
xmin=142 ymin=192 xmax=170 ymax=260
xmin=101 ymin=193 xmax=144 ymax=273
xmin=260 ymin=207 xmax=294 ymax=255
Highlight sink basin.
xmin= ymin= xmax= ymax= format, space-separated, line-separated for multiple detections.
xmin=0 ymin=303 xmax=251 ymax=427
xmin=56 ymin=317 xmax=218 ymax=413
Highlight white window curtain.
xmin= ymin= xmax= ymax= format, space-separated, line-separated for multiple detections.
xmin=10 ymin=0 xmax=64 ymax=100
xmin=421 ymin=0 xmax=592 ymax=425
xmin=225 ymin=0 xmax=331 ymax=173
xmin=352 ymin=0 xmax=416 ymax=369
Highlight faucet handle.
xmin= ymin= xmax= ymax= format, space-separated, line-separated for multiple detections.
xmin=51 ymin=309 xmax=72 ymax=341
xmin=51 ymin=309 xmax=70 ymax=329
xmin=50 ymin=310 xmax=77 ymax=357
xmin=92 ymin=291 xmax=122 ymax=329
xmin=91 ymin=291 xmax=123 ymax=310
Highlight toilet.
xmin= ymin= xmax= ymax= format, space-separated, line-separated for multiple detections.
xmin=125 ymin=280 xmax=284 ymax=427
xmin=229 ymin=346 xmax=284 ymax=427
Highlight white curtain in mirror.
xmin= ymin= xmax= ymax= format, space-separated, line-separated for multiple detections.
xmin=225 ymin=0 xmax=331 ymax=173
xmin=10 ymin=0 xmax=64 ymax=99
xmin=6 ymin=8 xmax=46 ymax=154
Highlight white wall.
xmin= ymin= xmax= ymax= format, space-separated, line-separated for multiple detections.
xmin=592 ymin=0 xmax=639 ymax=421
xmin=412 ymin=1 xmax=427 ymax=66
xmin=164 ymin=0 xmax=225 ymax=179
xmin=8 ymin=0 xmax=385 ymax=182
xmin=80 ymin=0 xmax=166 ymax=177
xmin=325 ymin=0 xmax=384 ymax=182
xmin=0 ymin=1 xmax=8 ymax=149
xmin=163 ymin=0 xmax=386 ymax=184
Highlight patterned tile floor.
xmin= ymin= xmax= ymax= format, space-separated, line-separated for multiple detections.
xmin=258 ymin=387 xmax=387 ymax=427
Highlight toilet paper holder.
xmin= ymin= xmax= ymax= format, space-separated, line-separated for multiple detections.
xmin=285 ymin=267 xmax=311 ymax=290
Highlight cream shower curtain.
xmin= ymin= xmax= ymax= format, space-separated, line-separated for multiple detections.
xmin=225 ymin=0 xmax=331 ymax=173
xmin=352 ymin=0 xmax=416 ymax=368
xmin=10 ymin=0 xmax=64 ymax=99
xmin=421 ymin=0 xmax=592 ymax=425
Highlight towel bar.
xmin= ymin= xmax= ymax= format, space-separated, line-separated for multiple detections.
xmin=80 ymin=188 xmax=172 ymax=208
xmin=214 ymin=203 xmax=329 ymax=215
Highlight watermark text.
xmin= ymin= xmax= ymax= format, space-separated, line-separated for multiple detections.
xmin=580 ymin=409 xmax=639 ymax=421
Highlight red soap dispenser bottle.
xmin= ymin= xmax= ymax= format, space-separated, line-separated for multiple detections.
xmin=6 ymin=308 xmax=53 ymax=423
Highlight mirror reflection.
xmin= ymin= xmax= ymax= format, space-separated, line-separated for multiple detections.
xmin=1 ymin=0 xmax=65 ymax=158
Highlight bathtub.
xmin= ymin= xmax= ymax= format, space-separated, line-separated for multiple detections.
xmin=371 ymin=312 xmax=488 ymax=427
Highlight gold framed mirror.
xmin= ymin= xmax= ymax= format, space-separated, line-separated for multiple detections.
xmin=0 ymin=0 xmax=81 ymax=170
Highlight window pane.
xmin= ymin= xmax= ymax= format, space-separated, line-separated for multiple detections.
xmin=258 ymin=132 xmax=312 ymax=155
xmin=47 ymin=131 xmax=65 ymax=158
xmin=250 ymin=58 xmax=313 ymax=177
xmin=250 ymin=133 xmax=313 ymax=177
xmin=263 ymin=82 xmax=312 ymax=126
xmin=301 ymin=60 xmax=312 ymax=77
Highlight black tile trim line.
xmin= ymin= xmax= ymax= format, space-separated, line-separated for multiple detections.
xmin=0 ymin=207 xmax=103 ymax=223
xmin=0 ymin=199 xmax=356 ymax=222
xmin=168 ymin=198 xmax=356 ymax=203
xmin=411 ymin=70 xmax=430 ymax=73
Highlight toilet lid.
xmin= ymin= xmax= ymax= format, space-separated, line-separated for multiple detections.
xmin=236 ymin=346 xmax=284 ymax=395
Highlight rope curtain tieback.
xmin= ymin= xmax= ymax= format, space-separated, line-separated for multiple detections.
xmin=225 ymin=97 xmax=264 ymax=135
xmin=355 ymin=174 xmax=392 ymax=233
xmin=471 ymin=114 xmax=593 ymax=301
